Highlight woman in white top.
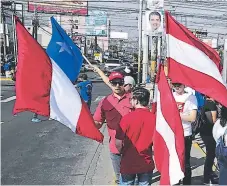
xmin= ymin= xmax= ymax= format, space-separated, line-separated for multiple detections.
xmin=213 ymin=105 xmax=227 ymax=185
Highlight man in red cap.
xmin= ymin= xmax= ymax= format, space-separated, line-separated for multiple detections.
xmin=93 ymin=71 xmax=133 ymax=184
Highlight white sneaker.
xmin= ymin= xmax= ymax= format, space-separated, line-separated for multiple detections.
xmin=31 ymin=118 xmax=41 ymax=123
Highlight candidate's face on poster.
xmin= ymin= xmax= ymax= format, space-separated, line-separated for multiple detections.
xmin=149 ymin=12 xmax=161 ymax=31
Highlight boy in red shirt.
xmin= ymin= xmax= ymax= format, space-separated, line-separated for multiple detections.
xmin=115 ymin=87 xmax=156 ymax=185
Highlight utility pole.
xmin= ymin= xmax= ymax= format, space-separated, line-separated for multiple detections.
xmin=108 ymin=19 xmax=111 ymax=50
xmin=217 ymin=33 xmax=220 ymax=48
xmin=138 ymin=0 xmax=143 ymax=85
xmin=11 ymin=1 xmax=17 ymax=65
xmin=142 ymin=35 xmax=148 ymax=83
xmin=84 ymin=36 xmax=87 ymax=56
xmin=31 ymin=6 xmax=39 ymax=120
xmin=32 ymin=6 xmax=39 ymax=40
xmin=1 ymin=4 xmax=7 ymax=58
xmin=95 ymin=36 xmax=98 ymax=52
xmin=223 ymin=39 xmax=227 ymax=84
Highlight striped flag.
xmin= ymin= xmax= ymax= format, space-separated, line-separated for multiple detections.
xmin=153 ymin=65 xmax=185 ymax=185
xmin=13 ymin=18 xmax=104 ymax=143
xmin=166 ymin=11 xmax=227 ymax=107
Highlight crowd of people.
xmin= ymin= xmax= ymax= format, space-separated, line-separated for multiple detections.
xmin=75 ymin=64 xmax=227 ymax=185
xmin=26 ymin=60 xmax=227 ymax=185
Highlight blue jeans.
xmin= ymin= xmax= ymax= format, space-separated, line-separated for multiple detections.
xmin=110 ymin=153 xmax=121 ymax=184
xmin=120 ymin=171 xmax=153 ymax=186
xmin=218 ymin=161 xmax=227 ymax=185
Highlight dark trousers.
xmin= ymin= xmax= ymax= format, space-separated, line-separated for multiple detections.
xmin=201 ymin=135 xmax=216 ymax=183
xmin=218 ymin=160 xmax=227 ymax=185
xmin=33 ymin=113 xmax=38 ymax=118
xmin=183 ymin=136 xmax=192 ymax=185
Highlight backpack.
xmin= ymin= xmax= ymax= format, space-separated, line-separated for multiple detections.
xmin=216 ymin=128 xmax=227 ymax=167
xmin=191 ymin=111 xmax=206 ymax=138
xmin=86 ymin=83 xmax=92 ymax=96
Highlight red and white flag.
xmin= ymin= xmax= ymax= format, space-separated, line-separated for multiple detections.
xmin=166 ymin=11 xmax=227 ymax=107
xmin=153 ymin=65 xmax=185 ymax=185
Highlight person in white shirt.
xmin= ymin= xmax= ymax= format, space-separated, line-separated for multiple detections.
xmin=172 ymin=83 xmax=198 ymax=185
xmin=184 ymin=87 xmax=195 ymax=95
xmin=213 ymin=105 xmax=227 ymax=185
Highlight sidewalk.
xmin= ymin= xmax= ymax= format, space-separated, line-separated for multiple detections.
xmin=91 ymin=127 xmax=215 ymax=185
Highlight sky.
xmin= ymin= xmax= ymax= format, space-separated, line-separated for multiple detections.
xmin=4 ymin=0 xmax=227 ymax=47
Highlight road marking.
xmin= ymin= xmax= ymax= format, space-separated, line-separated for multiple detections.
xmin=0 ymin=77 xmax=12 ymax=81
xmin=1 ymin=96 xmax=16 ymax=103
xmin=94 ymin=96 xmax=105 ymax=102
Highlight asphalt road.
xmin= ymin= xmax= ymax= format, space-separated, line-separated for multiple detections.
xmin=1 ymin=79 xmax=111 ymax=185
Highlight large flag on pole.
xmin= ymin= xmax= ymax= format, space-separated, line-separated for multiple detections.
xmin=13 ymin=17 xmax=104 ymax=143
xmin=166 ymin=11 xmax=227 ymax=107
xmin=153 ymin=65 xmax=185 ymax=185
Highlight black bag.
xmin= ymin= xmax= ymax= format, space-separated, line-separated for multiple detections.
xmin=11 ymin=72 xmax=16 ymax=81
xmin=191 ymin=111 xmax=205 ymax=138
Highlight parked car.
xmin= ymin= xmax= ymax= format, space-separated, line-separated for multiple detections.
xmin=104 ymin=59 xmax=121 ymax=72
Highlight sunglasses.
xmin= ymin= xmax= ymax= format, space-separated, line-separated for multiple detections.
xmin=111 ymin=81 xmax=124 ymax=87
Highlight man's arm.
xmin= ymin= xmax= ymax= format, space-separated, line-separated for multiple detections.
xmin=93 ymin=99 xmax=105 ymax=129
xmin=115 ymin=117 xmax=128 ymax=153
xmin=180 ymin=110 xmax=197 ymax=122
xmin=180 ymin=95 xmax=198 ymax=122
xmin=211 ymin=111 xmax=217 ymax=124
xmin=115 ymin=139 xmax=123 ymax=153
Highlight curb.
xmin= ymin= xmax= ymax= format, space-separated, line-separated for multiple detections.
xmin=0 ymin=78 xmax=13 ymax=81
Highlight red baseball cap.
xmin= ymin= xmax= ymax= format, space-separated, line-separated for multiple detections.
xmin=109 ymin=72 xmax=124 ymax=81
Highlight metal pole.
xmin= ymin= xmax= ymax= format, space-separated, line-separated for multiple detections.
xmin=32 ymin=6 xmax=38 ymax=40
xmin=137 ymin=0 xmax=143 ymax=85
xmin=152 ymin=36 xmax=158 ymax=99
xmin=157 ymin=36 xmax=162 ymax=67
xmin=223 ymin=40 xmax=227 ymax=84
xmin=108 ymin=19 xmax=111 ymax=50
xmin=142 ymin=34 xmax=148 ymax=83
xmin=12 ymin=2 xmax=17 ymax=65
xmin=84 ymin=36 xmax=87 ymax=56
xmin=1 ymin=5 xmax=7 ymax=58
xmin=21 ymin=3 xmax=24 ymax=25
xmin=95 ymin=36 xmax=97 ymax=52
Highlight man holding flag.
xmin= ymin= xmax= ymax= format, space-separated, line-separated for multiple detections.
xmin=172 ymin=82 xmax=198 ymax=185
xmin=153 ymin=10 xmax=227 ymax=185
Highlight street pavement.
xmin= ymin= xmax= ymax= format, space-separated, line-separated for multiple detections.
xmin=1 ymin=73 xmax=218 ymax=185
xmin=1 ymin=80 xmax=111 ymax=185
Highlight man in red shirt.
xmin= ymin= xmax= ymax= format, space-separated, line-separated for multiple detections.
xmin=93 ymin=72 xmax=132 ymax=184
xmin=115 ymin=87 xmax=155 ymax=185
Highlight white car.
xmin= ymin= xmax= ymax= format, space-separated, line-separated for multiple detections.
xmin=104 ymin=59 xmax=121 ymax=72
